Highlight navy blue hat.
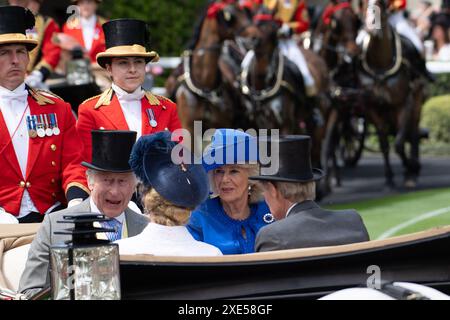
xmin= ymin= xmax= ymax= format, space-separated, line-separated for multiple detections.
xmin=202 ymin=129 xmax=258 ymax=172
xmin=129 ymin=131 xmax=209 ymax=209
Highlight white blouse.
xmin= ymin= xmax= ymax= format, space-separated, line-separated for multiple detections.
xmin=115 ymin=222 xmax=223 ymax=256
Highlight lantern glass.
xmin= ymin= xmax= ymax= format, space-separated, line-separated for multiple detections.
xmin=66 ymin=58 xmax=93 ymax=85
xmin=50 ymin=243 xmax=120 ymax=300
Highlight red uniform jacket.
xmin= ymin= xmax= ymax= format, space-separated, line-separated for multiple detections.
xmin=62 ymin=16 xmax=106 ymax=63
xmin=0 ymin=89 xmax=89 ymax=216
xmin=28 ymin=14 xmax=61 ymax=73
xmin=76 ymin=88 xmax=183 ymax=162
xmin=291 ymin=1 xmax=310 ymax=34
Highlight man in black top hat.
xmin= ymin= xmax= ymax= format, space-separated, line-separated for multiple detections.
xmin=250 ymin=135 xmax=369 ymax=252
xmin=19 ymin=130 xmax=149 ymax=298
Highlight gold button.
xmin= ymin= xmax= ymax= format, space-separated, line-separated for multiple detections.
xmin=19 ymin=181 xmax=26 ymax=188
xmin=26 ymin=182 xmax=31 ymax=188
xmin=51 ymin=178 xmax=56 ymax=184
xmin=52 ymin=193 xmax=56 ymax=198
xmin=51 ymin=144 xmax=57 ymax=151
xmin=51 ymin=161 xmax=56 ymax=167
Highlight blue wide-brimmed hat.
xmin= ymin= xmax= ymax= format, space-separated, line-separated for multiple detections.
xmin=129 ymin=131 xmax=209 ymax=209
xmin=202 ymin=129 xmax=258 ymax=172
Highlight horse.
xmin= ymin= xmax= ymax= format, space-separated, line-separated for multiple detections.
xmin=165 ymin=2 xmax=252 ymax=155
xmin=314 ymin=1 xmax=365 ymax=190
xmin=239 ymin=11 xmax=330 ymax=194
xmin=357 ymin=0 xmax=425 ymax=188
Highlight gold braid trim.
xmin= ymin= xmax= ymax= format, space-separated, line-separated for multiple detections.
xmin=66 ymin=182 xmax=90 ymax=195
xmin=94 ymin=87 xmax=114 ymax=109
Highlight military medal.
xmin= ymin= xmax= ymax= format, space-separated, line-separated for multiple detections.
xmin=52 ymin=113 xmax=60 ymax=136
xmin=27 ymin=116 xmax=37 ymax=138
xmin=146 ymin=108 xmax=157 ymax=128
xmin=44 ymin=114 xmax=53 ymax=137
xmin=36 ymin=114 xmax=45 ymax=138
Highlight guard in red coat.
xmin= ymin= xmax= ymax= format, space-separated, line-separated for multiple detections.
xmin=8 ymin=0 xmax=62 ymax=87
xmin=0 ymin=6 xmax=89 ymax=223
xmin=76 ymin=18 xmax=182 ymax=163
xmin=62 ymin=0 xmax=106 ymax=64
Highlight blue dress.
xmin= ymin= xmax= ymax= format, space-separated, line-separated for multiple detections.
xmin=187 ymin=197 xmax=273 ymax=255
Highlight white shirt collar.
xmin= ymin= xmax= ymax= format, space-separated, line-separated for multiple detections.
xmin=285 ymin=202 xmax=298 ymax=218
xmin=89 ymin=197 xmax=125 ymax=224
xmin=111 ymin=83 xmax=144 ymax=102
xmin=0 ymin=82 xmax=27 ymax=97
xmin=81 ymin=15 xmax=97 ymax=28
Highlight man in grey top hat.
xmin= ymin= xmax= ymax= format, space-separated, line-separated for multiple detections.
xmin=251 ymin=135 xmax=369 ymax=252
xmin=19 ymin=130 xmax=149 ymax=298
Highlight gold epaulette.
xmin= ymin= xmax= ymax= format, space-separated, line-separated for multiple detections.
xmin=28 ymin=88 xmax=57 ymax=105
xmin=94 ymin=87 xmax=114 ymax=109
xmin=81 ymin=93 xmax=102 ymax=105
xmin=145 ymin=91 xmax=161 ymax=106
xmin=97 ymin=15 xmax=108 ymax=25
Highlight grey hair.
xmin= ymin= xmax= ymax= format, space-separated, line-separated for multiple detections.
xmin=272 ymin=180 xmax=316 ymax=202
xmin=86 ymin=168 xmax=138 ymax=186
xmin=208 ymin=164 xmax=263 ymax=204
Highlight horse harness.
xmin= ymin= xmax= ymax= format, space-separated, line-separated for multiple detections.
xmin=239 ymin=49 xmax=296 ymax=102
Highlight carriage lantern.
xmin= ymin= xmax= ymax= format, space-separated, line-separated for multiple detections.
xmin=50 ymin=214 xmax=121 ymax=300
xmin=66 ymin=47 xmax=94 ymax=86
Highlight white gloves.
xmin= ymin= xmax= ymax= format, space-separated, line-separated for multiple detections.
xmin=278 ymin=23 xmax=292 ymax=37
xmin=0 ymin=207 xmax=19 ymax=224
xmin=25 ymin=70 xmax=47 ymax=90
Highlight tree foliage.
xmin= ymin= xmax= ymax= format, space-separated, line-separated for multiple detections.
xmin=99 ymin=0 xmax=207 ymax=56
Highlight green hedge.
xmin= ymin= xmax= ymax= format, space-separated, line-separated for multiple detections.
xmin=427 ymin=73 xmax=450 ymax=98
xmin=100 ymin=0 xmax=206 ymax=57
xmin=421 ymin=95 xmax=450 ymax=144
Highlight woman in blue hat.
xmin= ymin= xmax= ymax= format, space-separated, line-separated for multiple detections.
xmin=115 ymin=131 xmax=222 ymax=256
xmin=186 ymin=129 xmax=274 ymax=255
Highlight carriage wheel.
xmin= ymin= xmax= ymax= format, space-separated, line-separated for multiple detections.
xmin=338 ymin=115 xmax=367 ymax=168
xmin=320 ymin=108 xmax=341 ymax=194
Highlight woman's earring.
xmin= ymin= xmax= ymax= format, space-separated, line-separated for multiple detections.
xmin=248 ymin=185 xmax=252 ymax=196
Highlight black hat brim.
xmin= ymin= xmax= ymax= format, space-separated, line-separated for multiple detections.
xmin=249 ymin=168 xmax=325 ymax=183
xmin=81 ymin=161 xmax=133 ymax=173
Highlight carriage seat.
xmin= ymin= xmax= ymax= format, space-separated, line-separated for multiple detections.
xmin=0 ymin=224 xmax=41 ymax=293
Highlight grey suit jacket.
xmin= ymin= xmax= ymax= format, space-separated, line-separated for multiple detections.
xmin=18 ymin=198 xmax=149 ymax=297
xmin=255 ymin=200 xmax=370 ymax=252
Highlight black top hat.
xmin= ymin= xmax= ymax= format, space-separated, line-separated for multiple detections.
xmin=82 ymin=130 xmax=137 ymax=173
xmin=129 ymin=131 xmax=209 ymax=209
xmin=250 ymin=135 xmax=324 ymax=183
xmin=0 ymin=6 xmax=38 ymax=51
xmin=96 ymin=19 xmax=159 ymax=68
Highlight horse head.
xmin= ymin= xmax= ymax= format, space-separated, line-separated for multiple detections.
xmin=209 ymin=1 xmax=254 ymax=43
xmin=321 ymin=2 xmax=361 ymax=66
xmin=364 ymin=0 xmax=389 ymax=38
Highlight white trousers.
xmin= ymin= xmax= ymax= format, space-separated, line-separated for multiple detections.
xmin=279 ymin=38 xmax=316 ymax=90
xmin=389 ymin=12 xmax=424 ymax=53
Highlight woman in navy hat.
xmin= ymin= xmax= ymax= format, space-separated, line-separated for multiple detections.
xmin=76 ymin=18 xmax=182 ymax=166
xmin=115 ymin=131 xmax=222 ymax=256
xmin=186 ymin=129 xmax=273 ymax=255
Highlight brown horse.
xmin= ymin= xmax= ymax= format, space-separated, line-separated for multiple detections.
xmin=239 ymin=12 xmax=329 ymax=185
xmin=358 ymin=0 xmax=425 ymax=188
xmin=165 ymin=2 xmax=252 ymax=154
xmin=314 ymin=2 xmax=365 ymax=190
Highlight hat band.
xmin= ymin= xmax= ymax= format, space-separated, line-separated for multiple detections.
xmin=103 ymin=44 xmax=149 ymax=55
xmin=0 ymin=33 xmax=37 ymax=43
